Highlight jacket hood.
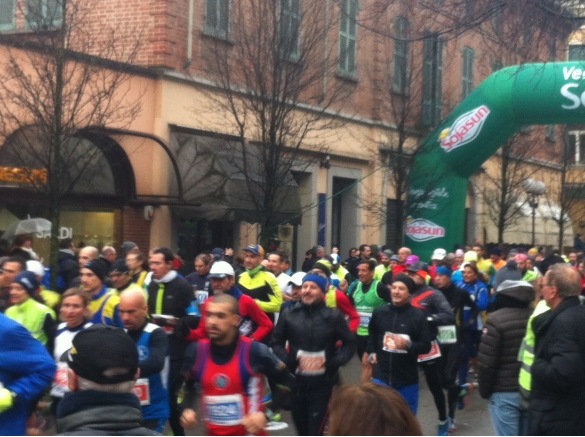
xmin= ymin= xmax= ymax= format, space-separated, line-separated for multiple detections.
xmin=495 ymin=280 xmax=535 ymax=303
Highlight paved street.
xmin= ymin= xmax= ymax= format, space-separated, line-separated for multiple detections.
xmin=186 ymin=354 xmax=495 ymax=436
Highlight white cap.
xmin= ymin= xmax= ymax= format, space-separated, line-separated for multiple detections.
xmin=26 ymin=260 xmax=45 ymax=278
xmin=431 ymin=248 xmax=447 ymax=261
xmin=289 ymin=272 xmax=306 ymax=287
xmin=208 ymin=261 xmax=235 ymax=278
xmin=330 ymin=254 xmax=340 ymax=264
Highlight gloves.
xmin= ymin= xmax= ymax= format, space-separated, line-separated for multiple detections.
xmin=0 ymin=388 xmax=14 ymax=413
xmin=173 ymin=317 xmax=192 ymax=339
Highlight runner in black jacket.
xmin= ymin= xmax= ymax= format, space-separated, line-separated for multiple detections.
xmin=367 ymin=274 xmax=431 ymax=414
xmin=271 ymin=270 xmax=356 ymax=436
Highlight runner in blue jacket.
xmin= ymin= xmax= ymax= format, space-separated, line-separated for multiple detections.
xmin=0 ymin=312 xmax=56 ymax=436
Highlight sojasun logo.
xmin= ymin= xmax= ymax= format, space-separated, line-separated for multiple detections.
xmin=405 ymin=218 xmax=445 ymax=242
xmin=438 ymin=105 xmax=490 ymax=152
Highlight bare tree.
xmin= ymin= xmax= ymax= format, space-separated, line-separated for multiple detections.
xmin=0 ymin=0 xmax=142 ymax=288
xmin=195 ymin=0 xmax=354 ymax=244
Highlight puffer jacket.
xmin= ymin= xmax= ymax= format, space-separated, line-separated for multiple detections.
xmin=478 ymin=280 xmax=534 ymax=399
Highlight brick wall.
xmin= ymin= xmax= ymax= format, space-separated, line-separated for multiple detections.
xmin=122 ymin=206 xmax=151 ymax=253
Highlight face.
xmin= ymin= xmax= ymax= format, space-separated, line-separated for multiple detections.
xmin=80 ymin=268 xmax=103 ymax=293
xmin=391 ymin=281 xmax=410 ymax=306
xmin=398 ymin=248 xmax=410 ymax=263
xmin=473 ymin=246 xmax=483 ymax=258
xmin=332 ymin=247 xmax=339 ymax=254
xmin=455 ymin=255 xmax=463 ymax=265
xmin=357 ymin=264 xmax=374 ymax=284
xmin=570 ymin=253 xmax=578 ymax=264
xmin=205 ymin=301 xmax=239 ymax=343
xmin=381 ymin=255 xmax=390 ymax=266
xmin=2 ymin=262 xmax=21 ymax=286
xmin=105 ymin=251 xmax=116 ymax=262
xmin=361 ymin=246 xmax=371 ymax=259
xmin=110 ymin=271 xmax=130 ymax=289
xmin=60 ymin=295 xmax=86 ymax=328
xmin=462 ymin=266 xmax=477 ymax=283
xmin=78 ymin=248 xmax=96 ymax=268
xmin=267 ymin=254 xmax=284 ymax=275
xmin=350 ymin=249 xmax=357 ymax=258
xmin=301 ymin=280 xmax=324 ymax=305
xmin=490 ymin=254 xmax=500 ymax=263
xmin=516 ymin=259 xmax=527 ymax=271
xmin=126 ymin=254 xmax=141 ymax=271
xmin=149 ymin=253 xmax=173 ymax=279
xmin=434 ymin=272 xmax=451 ymax=288
xmin=9 ymin=283 xmax=29 ymax=304
xmin=210 ymin=276 xmax=235 ymax=294
xmin=195 ymin=259 xmax=210 ymax=276
xmin=407 ymin=271 xmax=425 ymax=285
xmin=244 ymin=251 xmax=262 ymax=270
xmin=119 ymin=295 xmax=148 ymax=330
xmin=390 ymin=259 xmax=398 ymax=268
xmin=541 ymin=272 xmax=557 ymax=308
xmin=579 ymin=262 xmax=585 ymax=276
xmin=290 ymin=285 xmax=302 ymax=300
xmin=316 ymin=248 xmax=325 ymax=258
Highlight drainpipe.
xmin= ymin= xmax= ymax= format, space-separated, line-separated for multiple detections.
xmin=184 ymin=0 xmax=194 ymax=69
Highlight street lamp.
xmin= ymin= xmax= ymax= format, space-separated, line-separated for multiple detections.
xmin=523 ymin=178 xmax=546 ymax=246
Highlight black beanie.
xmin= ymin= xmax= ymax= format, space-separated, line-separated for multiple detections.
xmin=83 ymin=259 xmax=108 ymax=282
xmin=391 ymin=274 xmax=416 ymax=295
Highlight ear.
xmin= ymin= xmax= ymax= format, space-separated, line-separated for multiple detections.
xmin=67 ymin=369 xmax=79 ymax=392
xmin=231 ymin=313 xmax=241 ymax=328
xmin=134 ymin=368 xmax=141 ymax=381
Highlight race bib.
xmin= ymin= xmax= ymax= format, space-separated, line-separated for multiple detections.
xmin=133 ymin=378 xmax=150 ymax=405
xmin=437 ymin=325 xmax=457 ymax=344
xmin=204 ymin=394 xmax=244 ymax=426
xmin=418 ymin=340 xmax=442 ymax=362
xmin=196 ymin=290 xmax=209 ymax=304
xmin=150 ymin=314 xmax=177 ymax=335
xmin=296 ymin=350 xmax=326 ymax=376
xmin=54 ymin=362 xmax=69 ymax=389
xmin=358 ymin=312 xmax=371 ymax=328
xmin=382 ymin=332 xmax=409 ymax=353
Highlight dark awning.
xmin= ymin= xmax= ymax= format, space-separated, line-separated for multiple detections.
xmin=169 ymin=130 xmax=302 ymax=226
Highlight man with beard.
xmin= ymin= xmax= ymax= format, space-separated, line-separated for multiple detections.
xmin=179 ymin=294 xmax=294 ymax=436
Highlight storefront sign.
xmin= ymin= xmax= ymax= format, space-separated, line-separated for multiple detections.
xmin=0 ymin=166 xmax=47 ymax=184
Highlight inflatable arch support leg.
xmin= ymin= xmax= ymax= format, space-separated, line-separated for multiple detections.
xmin=406 ymin=62 xmax=585 ymax=260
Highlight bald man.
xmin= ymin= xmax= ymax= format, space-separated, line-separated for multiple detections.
xmin=78 ymin=246 xmax=99 ymax=269
xmin=120 ymin=289 xmax=170 ymax=433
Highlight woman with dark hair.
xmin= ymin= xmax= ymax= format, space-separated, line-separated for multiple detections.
xmin=455 ymin=263 xmax=489 ymax=386
xmin=9 ymin=234 xmax=39 ymax=261
xmin=328 ymin=382 xmax=423 ymax=435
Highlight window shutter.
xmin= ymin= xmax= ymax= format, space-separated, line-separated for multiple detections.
xmin=47 ymin=0 xmax=62 ymax=26
xmin=27 ymin=0 xmax=43 ymax=27
xmin=0 ymin=0 xmax=14 ymax=29
xmin=218 ymin=0 xmax=229 ymax=38
xmin=338 ymin=0 xmax=348 ymax=72
xmin=205 ymin=0 xmax=218 ymax=34
xmin=422 ymin=33 xmax=433 ymax=126
xmin=290 ymin=0 xmax=300 ymax=56
xmin=435 ymin=37 xmax=444 ymax=125
xmin=347 ymin=0 xmax=357 ymax=74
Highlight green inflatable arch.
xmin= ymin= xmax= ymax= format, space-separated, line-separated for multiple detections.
xmin=406 ymin=62 xmax=585 ymax=260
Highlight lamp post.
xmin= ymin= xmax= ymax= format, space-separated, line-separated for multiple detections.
xmin=523 ymin=178 xmax=546 ymax=247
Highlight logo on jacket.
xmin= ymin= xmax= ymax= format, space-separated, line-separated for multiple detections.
xmin=214 ymin=374 xmax=230 ymax=389
xmin=138 ymin=345 xmax=150 ymax=361
xmin=438 ymin=105 xmax=490 ymax=152
xmin=405 ymin=218 xmax=445 ymax=242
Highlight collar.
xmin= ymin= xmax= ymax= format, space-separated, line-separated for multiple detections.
xmin=152 ymin=270 xmax=177 ymax=283
xmin=57 ymin=389 xmax=141 ymax=419
xmin=116 ymin=281 xmax=133 ymax=293
xmin=246 ymin=264 xmax=264 ymax=277
xmin=13 ymin=296 xmax=35 ymax=311
xmin=91 ymin=284 xmax=109 ymax=300
xmin=228 ymin=285 xmax=243 ymax=299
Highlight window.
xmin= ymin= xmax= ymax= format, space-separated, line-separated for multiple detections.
xmin=279 ymin=0 xmax=300 ymax=59
xmin=339 ymin=0 xmax=357 ymax=76
xmin=569 ymin=44 xmax=585 ymax=61
xmin=26 ymin=0 xmax=62 ymax=29
xmin=462 ymin=46 xmax=474 ymax=99
xmin=546 ymin=125 xmax=556 ymax=142
xmin=392 ymin=16 xmax=409 ymax=94
xmin=205 ymin=0 xmax=230 ymax=39
xmin=0 ymin=0 xmax=15 ymax=30
xmin=567 ymin=131 xmax=585 ymax=164
xmin=422 ymin=31 xmax=443 ymax=127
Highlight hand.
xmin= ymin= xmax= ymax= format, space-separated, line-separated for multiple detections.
xmin=173 ymin=317 xmax=192 ymax=339
xmin=242 ymin=411 xmax=267 ymax=434
xmin=180 ymin=408 xmax=197 ymax=429
xmin=225 ymin=248 xmax=234 ymax=256
xmin=340 ymin=280 xmax=349 ymax=293
xmin=368 ymin=353 xmax=377 ymax=365
xmin=0 ymin=388 xmax=14 ymax=413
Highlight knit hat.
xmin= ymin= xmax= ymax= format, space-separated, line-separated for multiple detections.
xmin=313 ymin=260 xmax=332 ymax=277
xmin=392 ymin=274 xmax=415 ymax=295
xmin=12 ymin=271 xmax=39 ymax=295
xmin=302 ymin=273 xmax=328 ymax=293
xmin=110 ymin=259 xmax=130 ymax=275
xmin=435 ymin=265 xmax=452 ymax=277
xmin=491 ymin=246 xmax=502 ymax=256
xmin=492 ymin=260 xmax=522 ymax=290
xmin=382 ymin=249 xmax=394 ymax=258
xmin=66 ymin=325 xmax=138 ymax=385
xmin=390 ymin=254 xmax=400 ymax=262
xmin=83 ymin=259 xmax=108 ymax=282
xmin=120 ymin=241 xmax=137 ymax=254
xmin=455 ymin=249 xmax=465 ymax=257
xmin=211 ymin=247 xmax=224 ymax=261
